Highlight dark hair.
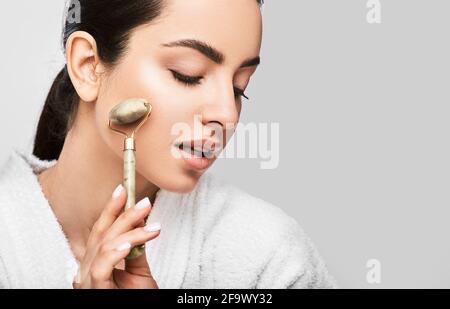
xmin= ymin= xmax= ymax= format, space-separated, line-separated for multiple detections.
xmin=33 ymin=0 xmax=264 ymax=161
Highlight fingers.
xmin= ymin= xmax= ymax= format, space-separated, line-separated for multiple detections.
xmin=125 ymin=222 xmax=162 ymax=274
xmin=77 ymin=184 xmax=128 ymax=285
xmin=89 ymin=223 xmax=161 ymax=286
xmin=114 ymin=223 xmax=161 ymax=252
xmin=76 ymin=184 xmax=160 ymax=289
xmin=89 ymin=240 xmax=131 ymax=287
xmin=91 ymin=184 xmax=128 ymax=238
xmin=103 ymin=197 xmax=153 ymax=242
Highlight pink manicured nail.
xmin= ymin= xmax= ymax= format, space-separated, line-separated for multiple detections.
xmin=112 ymin=184 xmax=124 ymax=199
xmin=116 ymin=242 xmax=131 ymax=251
xmin=144 ymin=222 xmax=161 ymax=232
xmin=135 ymin=197 xmax=151 ymax=210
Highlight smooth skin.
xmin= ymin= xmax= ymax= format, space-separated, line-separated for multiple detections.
xmin=37 ymin=0 xmax=262 ymax=288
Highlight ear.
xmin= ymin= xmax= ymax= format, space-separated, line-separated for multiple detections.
xmin=65 ymin=31 xmax=105 ymax=103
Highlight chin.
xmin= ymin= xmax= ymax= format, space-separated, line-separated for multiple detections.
xmin=158 ymin=171 xmax=204 ymax=193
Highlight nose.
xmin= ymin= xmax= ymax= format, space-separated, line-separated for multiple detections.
xmin=201 ymin=83 xmax=240 ymax=131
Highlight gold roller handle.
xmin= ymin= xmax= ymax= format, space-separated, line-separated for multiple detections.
xmin=123 ymin=138 xmax=145 ymax=259
xmin=108 ymin=99 xmax=152 ymax=260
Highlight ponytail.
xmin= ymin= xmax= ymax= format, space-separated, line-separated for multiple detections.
xmin=32 ymin=66 xmax=79 ymax=161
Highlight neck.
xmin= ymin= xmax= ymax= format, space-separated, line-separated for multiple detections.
xmin=37 ymin=102 xmax=159 ymax=261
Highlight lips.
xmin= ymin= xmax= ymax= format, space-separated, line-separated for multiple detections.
xmin=174 ymin=139 xmax=221 ymax=158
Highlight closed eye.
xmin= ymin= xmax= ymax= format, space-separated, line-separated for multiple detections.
xmin=169 ymin=70 xmax=250 ymax=100
xmin=170 ymin=69 xmax=203 ymax=86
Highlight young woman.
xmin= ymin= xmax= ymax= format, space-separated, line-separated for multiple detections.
xmin=0 ymin=0 xmax=337 ymax=289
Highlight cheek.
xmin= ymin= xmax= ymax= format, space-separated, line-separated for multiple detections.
xmin=93 ymin=92 xmax=124 ymax=160
xmin=93 ymin=59 xmax=195 ymax=167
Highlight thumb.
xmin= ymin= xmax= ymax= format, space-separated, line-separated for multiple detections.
xmin=125 ymin=247 xmax=153 ymax=277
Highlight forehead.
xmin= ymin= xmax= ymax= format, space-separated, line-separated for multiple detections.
xmin=131 ymin=0 xmax=262 ymax=65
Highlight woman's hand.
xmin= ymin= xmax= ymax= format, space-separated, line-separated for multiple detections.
xmin=72 ymin=184 xmax=161 ymax=289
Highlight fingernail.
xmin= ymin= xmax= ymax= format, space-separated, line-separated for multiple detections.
xmin=116 ymin=242 xmax=131 ymax=251
xmin=144 ymin=222 xmax=161 ymax=232
xmin=135 ymin=197 xmax=151 ymax=210
xmin=112 ymin=184 xmax=124 ymax=199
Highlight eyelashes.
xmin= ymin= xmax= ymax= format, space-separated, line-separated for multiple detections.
xmin=170 ymin=70 xmax=202 ymax=86
xmin=234 ymin=87 xmax=249 ymax=100
xmin=169 ymin=70 xmax=249 ymax=100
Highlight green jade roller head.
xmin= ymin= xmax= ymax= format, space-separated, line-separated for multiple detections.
xmin=108 ymin=98 xmax=152 ymax=259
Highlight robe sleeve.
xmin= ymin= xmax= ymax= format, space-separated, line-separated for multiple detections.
xmin=0 ymin=255 xmax=10 ymax=289
xmin=256 ymin=215 xmax=338 ymax=289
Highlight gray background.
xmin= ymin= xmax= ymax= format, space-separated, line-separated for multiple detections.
xmin=0 ymin=0 xmax=448 ymax=288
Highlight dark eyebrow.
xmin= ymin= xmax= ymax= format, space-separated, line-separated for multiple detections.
xmin=161 ymin=39 xmax=260 ymax=68
xmin=240 ymin=56 xmax=260 ymax=68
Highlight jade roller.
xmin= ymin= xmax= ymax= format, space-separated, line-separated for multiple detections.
xmin=108 ymin=98 xmax=152 ymax=259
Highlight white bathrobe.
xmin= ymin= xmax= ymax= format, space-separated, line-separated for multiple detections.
xmin=0 ymin=147 xmax=337 ymax=289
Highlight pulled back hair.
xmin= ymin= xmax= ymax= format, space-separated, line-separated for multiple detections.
xmin=33 ymin=0 xmax=264 ymax=161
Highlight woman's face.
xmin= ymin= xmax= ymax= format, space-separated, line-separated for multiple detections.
xmin=95 ymin=0 xmax=262 ymax=193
